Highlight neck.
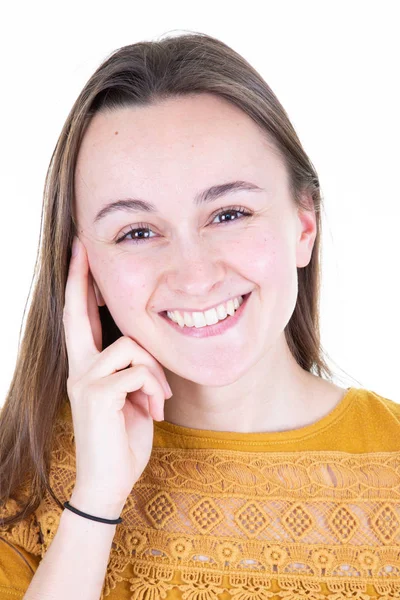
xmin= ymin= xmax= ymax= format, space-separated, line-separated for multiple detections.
xmin=163 ymin=335 xmax=343 ymax=434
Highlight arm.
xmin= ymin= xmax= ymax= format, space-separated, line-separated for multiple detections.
xmin=23 ymin=491 xmax=124 ymax=600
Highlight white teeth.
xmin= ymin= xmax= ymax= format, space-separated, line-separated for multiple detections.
xmin=166 ymin=294 xmax=245 ymax=328
xmin=174 ymin=311 xmax=185 ymax=327
xmin=203 ymin=307 xmax=220 ymax=326
xmin=226 ymin=299 xmax=235 ymax=316
xmin=183 ymin=312 xmax=194 ymax=327
xmin=192 ymin=312 xmax=207 ymax=327
xmin=216 ymin=303 xmax=227 ymax=321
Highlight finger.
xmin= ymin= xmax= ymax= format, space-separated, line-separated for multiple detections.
xmin=87 ymin=270 xmax=103 ymax=353
xmin=87 ymin=335 xmax=171 ymax=399
xmin=93 ymin=279 xmax=106 ymax=307
xmin=63 ymin=237 xmax=98 ymax=375
xmin=127 ymin=389 xmax=162 ymax=422
xmin=97 ymin=364 xmax=165 ymax=420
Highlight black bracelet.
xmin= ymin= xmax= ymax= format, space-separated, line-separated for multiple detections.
xmin=63 ymin=501 xmax=123 ymax=524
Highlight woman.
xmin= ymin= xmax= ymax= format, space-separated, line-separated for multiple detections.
xmin=1 ymin=31 xmax=399 ymax=600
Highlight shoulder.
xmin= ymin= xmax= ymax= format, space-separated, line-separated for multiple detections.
xmin=355 ymin=387 xmax=400 ymax=417
xmin=0 ymin=536 xmax=41 ymax=587
xmin=0 ymin=495 xmax=42 ymax=558
xmin=349 ymin=387 xmax=400 ymax=451
xmin=0 ymin=499 xmax=42 ymax=592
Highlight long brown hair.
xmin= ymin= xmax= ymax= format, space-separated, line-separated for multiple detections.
xmin=0 ymin=30 xmax=361 ymax=529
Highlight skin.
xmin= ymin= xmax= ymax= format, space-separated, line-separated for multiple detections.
xmin=74 ymin=93 xmax=347 ymax=433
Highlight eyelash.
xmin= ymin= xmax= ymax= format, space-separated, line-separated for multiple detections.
xmin=115 ymin=205 xmax=252 ymax=245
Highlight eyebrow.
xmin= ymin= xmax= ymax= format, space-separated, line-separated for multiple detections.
xmin=93 ymin=180 xmax=264 ymax=224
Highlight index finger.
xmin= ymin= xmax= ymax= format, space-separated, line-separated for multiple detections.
xmin=63 ymin=236 xmax=98 ymax=375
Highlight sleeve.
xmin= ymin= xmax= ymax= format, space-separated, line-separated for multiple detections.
xmin=0 ymin=536 xmax=41 ymax=598
xmin=0 ymin=498 xmax=42 ymax=599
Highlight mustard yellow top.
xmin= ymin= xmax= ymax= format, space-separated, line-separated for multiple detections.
xmin=1 ymin=386 xmax=400 ymax=599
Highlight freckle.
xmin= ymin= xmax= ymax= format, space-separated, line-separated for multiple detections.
xmin=115 ymin=131 xmax=119 ymax=135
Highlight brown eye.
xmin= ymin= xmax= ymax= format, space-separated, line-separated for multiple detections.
xmin=115 ymin=205 xmax=252 ymax=245
xmin=210 ymin=206 xmax=251 ymax=225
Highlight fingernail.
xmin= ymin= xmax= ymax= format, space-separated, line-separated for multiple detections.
xmin=72 ymin=236 xmax=80 ymax=257
xmin=93 ymin=282 xmax=100 ymax=305
xmin=166 ymin=382 xmax=173 ymax=397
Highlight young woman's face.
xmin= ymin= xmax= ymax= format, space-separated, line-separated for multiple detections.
xmin=74 ymin=93 xmax=316 ymax=385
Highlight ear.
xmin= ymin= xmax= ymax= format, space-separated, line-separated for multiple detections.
xmin=295 ymin=193 xmax=318 ymax=269
xmin=93 ymin=279 xmax=106 ymax=307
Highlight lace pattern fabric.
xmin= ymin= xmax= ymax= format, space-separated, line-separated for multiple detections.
xmin=2 ymin=396 xmax=400 ymax=599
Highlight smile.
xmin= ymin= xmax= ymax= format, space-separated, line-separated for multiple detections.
xmin=159 ymin=292 xmax=252 ymax=338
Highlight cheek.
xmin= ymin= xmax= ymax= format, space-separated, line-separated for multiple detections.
xmin=90 ymin=252 xmax=153 ymax=308
xmin=244 ymin=231 xmax=299 ymax=340
xmin=241 ymin=231 xmax=294 ymax=288
xmin=96 ymin=256 xmax=154 ymax=338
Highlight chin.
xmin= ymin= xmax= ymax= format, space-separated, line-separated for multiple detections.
xmin=166 ymin=362 xmax=251 ymax=387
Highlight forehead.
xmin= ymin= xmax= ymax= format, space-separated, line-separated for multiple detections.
xmin=74 ymin=94 xmax=286 ymax=219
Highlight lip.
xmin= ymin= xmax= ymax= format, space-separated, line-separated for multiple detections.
xmin=159 ymin=292 xmax=252 ymax=338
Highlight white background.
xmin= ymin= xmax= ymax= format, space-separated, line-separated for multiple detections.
xmin=0 ymin=0 xmax=399 ymax=406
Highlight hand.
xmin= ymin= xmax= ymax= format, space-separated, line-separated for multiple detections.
xmin=62 ymin=236 xmax=172 ymax=514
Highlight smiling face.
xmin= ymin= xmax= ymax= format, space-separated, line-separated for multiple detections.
xmin=74 ymin=93 xmax=317 ymax=386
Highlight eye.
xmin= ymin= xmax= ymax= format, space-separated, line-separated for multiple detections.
xmin=115 ymin=205 xmax=252 ymax=245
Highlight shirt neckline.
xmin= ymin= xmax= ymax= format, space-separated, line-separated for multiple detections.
xmin=153 ymin=386 xmax=359 ymax=443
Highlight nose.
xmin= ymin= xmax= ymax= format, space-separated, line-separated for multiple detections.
xmin=165 ymin=237 xmax=227 ymax=297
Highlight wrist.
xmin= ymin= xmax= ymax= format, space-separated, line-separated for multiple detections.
xmin=69 ymin=489 xmax=125 ymax=521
